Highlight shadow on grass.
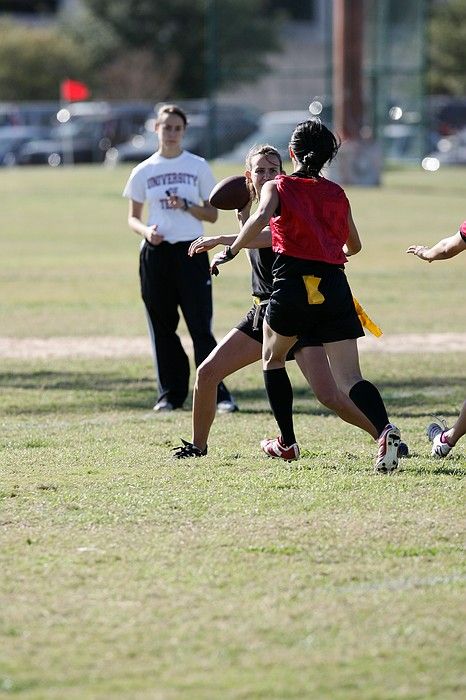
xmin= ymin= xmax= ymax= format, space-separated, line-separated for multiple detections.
xmin=0 ymin=369 xmax=464 ymax=418
xmin=409 ymin=460 xmax=466 ymax=478
xmin=232 ymin=376 xmax=464 ymax=419
xmin=0 ymin=370 xmax=151 ymax=392
xmin=0 ymin=369 xmax=155 ymax=414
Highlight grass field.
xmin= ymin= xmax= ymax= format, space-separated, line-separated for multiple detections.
xmin=1 ymin=163 xmax=465 ymax=337
xmin=0 ymin=163 xmax=465 ymax=699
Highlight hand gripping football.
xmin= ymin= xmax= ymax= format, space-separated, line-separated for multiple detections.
xmin=209 ymin=175 xmax=250 ymax=211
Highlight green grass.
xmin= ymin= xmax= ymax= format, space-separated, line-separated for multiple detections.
xmin=0 ymin=164 xmax=465 ymax=698
xmin=0 ymin=353 xmax=465 ymax=699
xmin=1 ymin=164 xmax=465 ymax=336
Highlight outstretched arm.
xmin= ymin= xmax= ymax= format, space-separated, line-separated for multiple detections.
xmin=188 ymin=199 xmax=272 ymax=257
xmin=406 ymin=230 xmax=466 ymax=262
xmin=229 ymin=181 xmax=279 ymax=256
xmin=209 ymin=183 xmax=278 ymax=274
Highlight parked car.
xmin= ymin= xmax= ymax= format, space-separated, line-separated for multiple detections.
xmin=0 ymin=101 xmax=59 ymax=128
xmin=0 ymin=125 xmax=51 ymax=166
xmin=198 ymin=104 xmax=261 ymax=157
xmin=17 ymin=106 xmax=153 ymax=165
xmin=105 ymin=129 xmax=156 ymax=165
xmin=424 ymin=127 xmax=466 ymax=167
xmin=428 ymin=96 xmax=466 ymax=137
xmin=218 ymin=110 xmax=311 ymax=163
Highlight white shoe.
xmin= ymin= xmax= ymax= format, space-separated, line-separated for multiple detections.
xmin=153 ymin=399 xmax=174 ymax=412
xmin=426 ymin=419 xmax=452 ymax=458
xmin=217 ymin=399 xmax=238 ymax=414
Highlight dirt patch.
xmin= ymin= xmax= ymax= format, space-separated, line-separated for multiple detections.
xmin=0 ymin=333 xmax=465 ymax=359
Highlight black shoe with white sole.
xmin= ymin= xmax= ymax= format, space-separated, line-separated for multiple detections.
xmin=172 ymin=439 xmax=207 ymax=459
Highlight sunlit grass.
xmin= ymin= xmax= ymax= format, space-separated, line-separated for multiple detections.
xmin=0 ymin=164 xmax=465 ymax=698
xmin=1 ymin=164 xmax=465 ymax=336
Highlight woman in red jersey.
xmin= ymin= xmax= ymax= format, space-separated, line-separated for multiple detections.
xmin=210 ymin=120 xmax=402 ymax=473
xmin=171 ymin=144 xmax=381 ymax=460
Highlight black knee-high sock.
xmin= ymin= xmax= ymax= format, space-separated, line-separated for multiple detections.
xmin=263 ymin=368 xmax=296 ymax=446
xmin=349 ymin=380 xmax=389 ymax=437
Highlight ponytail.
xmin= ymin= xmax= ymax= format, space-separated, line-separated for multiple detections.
xmin=290 ymin=119 xmax=340 ymax=177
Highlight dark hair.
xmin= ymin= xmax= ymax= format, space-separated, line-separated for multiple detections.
xmin=289 ymin=119 xmax=340 ymax=177
xmin=156 ymin=103 xmax=188 ymax=127
xmin=244 ymin=143 xmax=283 ymax=200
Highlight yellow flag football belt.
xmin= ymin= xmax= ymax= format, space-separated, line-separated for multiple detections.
xmin=251 ymin=296 xmax=382 ymax=338
xmin=352 ymin=296 xmax=383 ymax=337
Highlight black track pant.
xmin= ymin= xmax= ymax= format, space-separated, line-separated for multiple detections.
xmin=140 ymin=240 xmax=232 ymax=408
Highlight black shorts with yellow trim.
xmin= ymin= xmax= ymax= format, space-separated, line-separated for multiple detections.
xmin=266 ymin=259 xmax=364 ymax=342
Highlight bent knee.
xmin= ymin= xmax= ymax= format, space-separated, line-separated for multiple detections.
xmin=314 ymin=387 xmax=342 ymax=410
xmin=196 ymin=359 xmax=223 ymax=386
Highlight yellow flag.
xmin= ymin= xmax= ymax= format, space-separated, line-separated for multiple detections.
xmin=353 ymin=296 xmax=383 ymax=337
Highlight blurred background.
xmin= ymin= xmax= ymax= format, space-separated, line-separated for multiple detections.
xmin=0 ymin=0 xmax=464 ymax=174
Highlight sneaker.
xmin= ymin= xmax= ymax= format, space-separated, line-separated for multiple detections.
xmin=375 ymin=423 xmax=401 ymax=473
xmin=153 ymin=399 xmax=174 ymax=412
xmin=398 ymin=441 xmax=409 ymax=458
xmin=426 ymin=419 xmax=452 ymax=458
xmin=217 ymin=399 xmax=239 ymax=414
xmin=172 ymin=439 xmax=207 ymax=459
xmin=260 ymin=436 xmax=300 ymax=462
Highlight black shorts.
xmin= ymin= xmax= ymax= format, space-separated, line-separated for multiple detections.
xmin=235 ymin=301 xmax=323 ymax=350
xmin=266 ymin=258 xmax=364 ymax=342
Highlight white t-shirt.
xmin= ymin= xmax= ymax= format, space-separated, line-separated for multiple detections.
xmin=123 ymin=150 xmax=216 ymax=243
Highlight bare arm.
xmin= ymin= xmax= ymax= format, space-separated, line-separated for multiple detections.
xmin=166 ymin=193 xmax=218 ymax=223
xmin=188 ymin=199 xmax=271 ymax=257
xmin=229 ymin=181 xmax=279 ymax=256
xmin=406 ymin=231 xmax=466 ymax=262
xmin=186 ymin=199 xmax=218 ymax=223
xmin=128 ymin=200 xmax=164 ymax=246
xmin=235 ymin=200 xmax=272 ymax=247
xmin=343 ymin=206 xmax=362 ymax=257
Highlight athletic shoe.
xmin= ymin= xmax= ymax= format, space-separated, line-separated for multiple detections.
xmin=260 ymin=436 xmax=300 ymax=462
xmin=375 ymin=423 xmax=401 ymax=473
xmin=398 ymin=441 xmax=409 ymax=458
xmin=153 ymin=399 xmax=174 ymax=412
xmin=426 ymin=419 xmax=452 ymax=458
xmin=172 ymin=439 xmax=207 ymax=459
xmin=217 ymin=399 xmax=239 ymax=414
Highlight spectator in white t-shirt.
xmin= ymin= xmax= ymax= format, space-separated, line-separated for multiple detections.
xmin=123 ymin=104 xmax=237 ymax=413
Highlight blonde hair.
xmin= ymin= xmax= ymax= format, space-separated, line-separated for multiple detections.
xmin=245 ymin=144 xmax=283 ymax=200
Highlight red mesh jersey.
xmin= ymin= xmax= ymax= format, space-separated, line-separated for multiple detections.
xmin=271 ymin=175 xmax=349 ymax=264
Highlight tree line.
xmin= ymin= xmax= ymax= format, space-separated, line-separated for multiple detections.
xmin=0 ymin=0 xmax=464 ymax=101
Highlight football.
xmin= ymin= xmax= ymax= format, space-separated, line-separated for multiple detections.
xmin=209 ymin=175 xmax=250 ymax=211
